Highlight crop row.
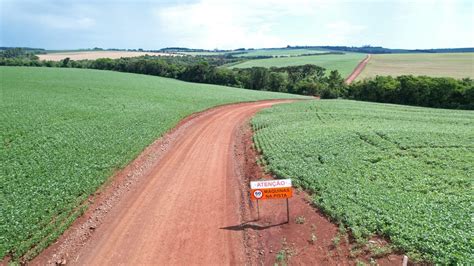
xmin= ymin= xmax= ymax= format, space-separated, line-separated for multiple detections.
xmin=252 ymin=99 xmax=473 ymax=264
xmin=0 ymin=66 xmax=303 ymax=260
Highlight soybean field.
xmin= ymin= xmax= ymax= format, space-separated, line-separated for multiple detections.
xmin=252 ymin=100 xmax=473 ymax=264
xmin=0 ymin=67 xmax=305 ymax=260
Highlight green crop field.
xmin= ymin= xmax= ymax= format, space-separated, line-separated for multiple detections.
xmin=232 ymin=48 xmax=328 ymax=57
xmin=357 ymin=53 xmax=474 ymax=80
xmin=179 ymin=51 xmax=230 ymax=56
xmin=0 ymin=67 xmax=305 ymax=260
xmin=178 ymin=48 xmax=328 ymax=57
xmin=252 ymin=100 xmax=473 ymax=264
xmin=230 ymin=53 xmax=367 ymax=78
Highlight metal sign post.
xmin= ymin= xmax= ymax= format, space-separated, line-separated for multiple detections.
xmin=257 ymin=199 xmax=260 ymax=220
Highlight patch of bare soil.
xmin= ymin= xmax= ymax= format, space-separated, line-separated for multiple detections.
xmin=37 ymin=51 xmax=178 ymax=61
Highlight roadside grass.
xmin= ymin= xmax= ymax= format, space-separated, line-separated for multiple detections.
xmin=357 ymin=52 xmax=474 ymax=80
xmin=0 ymin=66 xmax=305 ymax=260
xmin=274 ymin=237 xmax=294 ymax=265
xmin=295 ymin=215 xmax=306 ymax=224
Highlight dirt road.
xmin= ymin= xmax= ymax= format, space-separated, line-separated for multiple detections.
xmin=31 ymin=99 xmax=402 ymax=266
xmin=345 ymin=54 xmax=371 ymax=84
xmin=61 ymin=100 xmax=292 ymax=265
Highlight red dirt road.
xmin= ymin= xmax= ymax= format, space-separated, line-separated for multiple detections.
xmin=31 ymin=99 xmax=402 ymax=266
xmin=345 ymin=54 xmax=371 ymax=84
xmin=67 ymin=100 xmax=293 ymax=265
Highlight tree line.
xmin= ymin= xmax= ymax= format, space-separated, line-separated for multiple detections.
xmin=1 ymin=48 xmax=472 ymax=109
xmin=346 ymin=75 xmax=474 ymax=109
xmin=0 ymin=52 xmax=345 ymax=98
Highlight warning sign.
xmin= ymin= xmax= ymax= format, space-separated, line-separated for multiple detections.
xmin=250 ymin=187 xmax=292 ymax=200
xmin=250 ymin=179 xmax=292 ymax=190
xmin=250 ymin=179 xmax=292 ymax=200
xmin=253 ymin=189 xmax=263 ymax=199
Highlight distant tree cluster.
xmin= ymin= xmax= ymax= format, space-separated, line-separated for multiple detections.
xmin=0 ymin=54 xmax=345 ymax=98
xmin=286 ymin=45 xmax=474 ymax=54
xmin=0 ymin=48 xmax=41 ymax=61
xmin=346 ymin=75 xmax=474 ymax=109
xmin=2 ymin=49 xmax=473 ymax=108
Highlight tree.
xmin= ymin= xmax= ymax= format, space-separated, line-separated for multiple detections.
xmin=268 ymin=72 xmax=288 ymax=92
xmin=248 ymin=67 xmax=270 ymax=90
xmin=295 ymin=80 xmax=323 ymax=95
xmin=324 ymin=70 xmax=345 ymax=98
xmin=179 ymin=61 xmax=211 ymax=83
xmin=209 ymin=68 xmax=238 ymax=86
xmin=61 ymin=57 xmax=71 ymax=67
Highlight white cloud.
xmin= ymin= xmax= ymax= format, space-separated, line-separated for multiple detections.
xmin=38 ymin=15 xmax=95 ymax=30
xmin=325 ymin=21 xmax=366 ymax=44
xmin=155 ymin=0 xmax=338 ymax=49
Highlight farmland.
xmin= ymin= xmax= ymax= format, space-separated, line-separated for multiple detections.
xmin=232 ymin=48 xmax=328 ymax=57
xmin=0 ymin=67 xmax=305 ymax=260
xmin=230 ymin=53 xmax=367 ymax=78
xmin=252 ymin=100 xmax=473 ymax=264
xmin=357 ymin=53 xmax=474 ymax=80
xmin=37 ymin=50 xmax=176 ymax=61
xmin=178 ymin=51 xmax=229 ymax=56
xmin=178 ymin=48 xmax=328 ymax=57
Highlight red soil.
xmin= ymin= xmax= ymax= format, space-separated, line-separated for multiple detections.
xmin=346 ymin=54 xmax=371 ymax=84
xmin=29 ymin=100 xmax=403 ymax=265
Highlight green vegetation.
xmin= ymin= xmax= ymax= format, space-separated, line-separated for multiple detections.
xmin=233 ymin=48 xmax=328 ymax=57
xmin=176 ymin=48 xmax=328 ymax=57
xmin=347 ymin=75 xmax=474 ymax=109
xmin=4 ymin=49 xmax=472 ymax=109
xmin=178 ymin=51 xmax=230 ymax=56
xmin=295 ymin=215 xmax=306 ymax=224
xmin=0 ymin=67 xmax=304 ymax=260
xmin=0 ymin=55 xmax=346 ymax=98
xmin=252 ymin=100 xmax=473 ymax=264
xmin=0 ymin=48 xmax=40 ymax=60
xmin=358 ymin=53 xmax=474 ymax=80
xmin=230 ymin=53 xmax=366 ymax=78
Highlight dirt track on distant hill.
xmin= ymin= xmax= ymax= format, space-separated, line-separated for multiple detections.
xmin=345 ymin=54 xmax=371 ymax=84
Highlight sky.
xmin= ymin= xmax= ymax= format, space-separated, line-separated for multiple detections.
xmin=1 ymin=0 xmax=473 ymax=50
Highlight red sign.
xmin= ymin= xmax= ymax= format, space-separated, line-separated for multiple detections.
xmin=250 ymin=179 xmax=292 ymax=200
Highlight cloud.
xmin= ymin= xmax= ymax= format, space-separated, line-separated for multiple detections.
xmin=325 ymin=21 xmax=366 ymax=44
xmin=2 ymin=0 xmax=471 ymax=49
xmin=155 ymin=0 xmax=337 ymax=49
xmin=37 ymin=15 xmax=96 ymax=30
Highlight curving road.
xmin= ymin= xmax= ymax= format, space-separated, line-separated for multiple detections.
xmin=71 ymin=100 xmax=293 ymax=265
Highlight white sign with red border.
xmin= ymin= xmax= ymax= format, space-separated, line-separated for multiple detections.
xmin=250 ymin=179 xmax=292 ymax=189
